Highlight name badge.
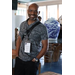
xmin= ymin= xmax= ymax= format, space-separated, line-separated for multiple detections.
xmin=24 ymin=41 xmax=31 ymax=53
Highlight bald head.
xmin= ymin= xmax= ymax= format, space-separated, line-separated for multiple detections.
xmin=28 ymin=3 xmax=39 ymax=10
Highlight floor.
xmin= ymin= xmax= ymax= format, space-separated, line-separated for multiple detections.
xmin=37 ymin=53 xmax=62 ymax=74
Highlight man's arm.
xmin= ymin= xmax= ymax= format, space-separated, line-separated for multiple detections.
xmin=32 ymin=39 xmax=48 ymax=61
xmin=12 ymin=49 xmax=16 ymax=55
xmin=36 ymin=39 xmax=48 ymax=59
xmin=16 ymin=36 xmax=22 ymax=56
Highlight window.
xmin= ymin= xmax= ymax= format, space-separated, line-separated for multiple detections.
xmin=38 ymin=6 xmax=46 ymax=23
xmin=47 ymin=5 xmax=57 ymax=20
xmin=16 ymin=7 xmax=26 ymax=16
xmin=15 ymin=7 xmax=26 ymax=28
xmin=15 ymin=4 xmax=62 ymax=23
xmin=59 ymin=4 xmax=62 ymax=17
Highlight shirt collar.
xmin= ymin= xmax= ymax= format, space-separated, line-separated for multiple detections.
xmin=25 ymin=18 xmax=40 ymax=30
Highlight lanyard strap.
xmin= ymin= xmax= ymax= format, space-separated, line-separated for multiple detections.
xmin=22 ymin=21 xmax=41 ymax=40
xmin=26 ymin=21 xmax=40 ymax=37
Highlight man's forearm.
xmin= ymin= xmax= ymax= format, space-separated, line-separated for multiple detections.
xmin=32 ymin=47 xmax=47 ymax=62
xmin=16 ymin=36 xmax=22 ymax=56
xmin=36 ymin=48 xmax=47 ymax=59
xmin=36 ymin=40 xmax=48 ymax=59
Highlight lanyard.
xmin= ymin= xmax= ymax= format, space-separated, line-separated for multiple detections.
xmin=22 ymin=21 xmax=41 ymax=40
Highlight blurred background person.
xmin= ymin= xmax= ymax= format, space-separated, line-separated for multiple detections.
xmin=38 ymin=16 xmax=42 ymax=21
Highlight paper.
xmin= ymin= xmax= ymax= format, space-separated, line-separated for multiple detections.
xmin=24 ymin=42 xmax=31 ymax=53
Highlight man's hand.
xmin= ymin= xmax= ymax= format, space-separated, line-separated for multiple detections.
xmin=12 ymin=49 xmax=16 ymax=55
xmin=12 ymin=49 xmax=18 ymax=57
xmin=32 ymin=58 xmax=36 ymax=62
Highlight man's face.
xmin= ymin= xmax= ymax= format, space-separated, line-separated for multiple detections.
xmin=28 ymin=4 xmax=39 ymax=21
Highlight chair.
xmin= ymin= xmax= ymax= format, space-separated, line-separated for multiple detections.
xmin=44 ymin=50 xmax=53 ymax=68
xmin=48 ymin=43 xmax=62 ymax=62
xmin=38 ymin=62 xmax=41 ymax=74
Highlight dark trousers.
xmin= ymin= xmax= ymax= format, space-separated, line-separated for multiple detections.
xmin=14 ymin=57 xmax=39 ymax=75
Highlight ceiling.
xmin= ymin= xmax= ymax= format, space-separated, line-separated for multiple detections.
xmin=18 ymin=0 xmax=54 ymax=3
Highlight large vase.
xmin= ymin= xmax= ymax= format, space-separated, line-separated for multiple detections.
xmin=44 ymin=18 xmax=60 ymax=42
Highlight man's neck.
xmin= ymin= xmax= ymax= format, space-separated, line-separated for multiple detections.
xmin=28 ymin=19 xmax=37 ymax=25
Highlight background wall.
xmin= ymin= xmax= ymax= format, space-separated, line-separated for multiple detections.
xmin=12 ymin=10 xmax=16 ymax=49
xmin=12 ymin=10 xmax=16 ymax=68
xmin=15 ymin=15 xmax=26 ymax=28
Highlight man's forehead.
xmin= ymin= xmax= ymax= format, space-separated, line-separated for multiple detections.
xmin=28 ymin=3 xmax=38 ymax=9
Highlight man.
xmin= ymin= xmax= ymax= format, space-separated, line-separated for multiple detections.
xmin=13 ymin=3 xmax=48 ymax=75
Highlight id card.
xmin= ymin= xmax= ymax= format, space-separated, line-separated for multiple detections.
xmin=24 ymin=41 xmax=31 ymax=53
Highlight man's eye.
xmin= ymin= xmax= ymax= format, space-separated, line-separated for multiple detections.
xmin=34 ymin=10 xmax=37 ymax=13
xmin=29 ymin=10 xmax=32 ymax=12
xmin=29 ymin=10 xmax=37 ymax=13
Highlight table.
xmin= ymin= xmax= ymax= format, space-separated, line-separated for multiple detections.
xmin=39 ymin=71 xmax=62 ymax=75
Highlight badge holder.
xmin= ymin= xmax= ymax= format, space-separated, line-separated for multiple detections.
xmin=24 ymin=36 xmax=31 ymax=53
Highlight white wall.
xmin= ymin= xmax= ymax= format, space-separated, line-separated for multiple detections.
xmin=12 ymin=10 xmax=16 ymax=68
xmin=12 ymin=10 xmax=16 ymax=49
xmin=12 ymin=12 xmax=26 ymax=48
xmin=15 ymin=15 xmax=26 ymax=28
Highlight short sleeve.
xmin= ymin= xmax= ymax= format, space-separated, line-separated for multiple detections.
xmin=19 ymin=22 xmax=25 ymax=40
xmin=41 ymin=26 xmax=48 ymax=40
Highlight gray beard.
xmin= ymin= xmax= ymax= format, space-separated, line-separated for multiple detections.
xmin=29 ymin=18 xmax=37 ymax=21
xmin=33 ymin=18 xmax=37 ymax=20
